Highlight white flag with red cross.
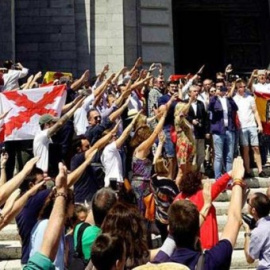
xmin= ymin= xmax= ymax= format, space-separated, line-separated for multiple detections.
xmin=0 ymin=85 xmax=67 ymax=141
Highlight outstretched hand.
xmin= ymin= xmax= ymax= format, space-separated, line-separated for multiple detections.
xmin=55 ymin=163 xmax=68 ymax=193
xmin=202 ymin=180 xmax=212 ymax=206
xmin=23 ymin=156 xmax=40 ymax=175
xmin=231 ymin=157 xmax=245 ymax=180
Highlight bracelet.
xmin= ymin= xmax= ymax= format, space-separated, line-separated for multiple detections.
xmin=233 ymin=178 xmax=243 ymax=182
xmin=54 ymin=192 xmax=67 ymax=200
xmin=244 ymin=232 xmax=251 ymax=237
xmin=200 ymin=213 xmax=206 ymax=221
xmin=232 ymin=181 xmax=245 ymax=189
xmin=0 ymin=167 xmax=5 ymax=169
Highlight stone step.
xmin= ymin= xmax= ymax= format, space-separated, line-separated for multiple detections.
xmin=0 ymin=260 xmax=21 ymax=270
xmin=0 ymin=240 xmax=21 ymax=260
xmin=0 ymin=224 xmax=20 ymax=241
xmin=215 ymin=187 xmax=267 ymax=202
xmin=213 ymin=201 xmax=248 ymax=215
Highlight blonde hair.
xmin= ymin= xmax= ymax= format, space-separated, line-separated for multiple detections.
xmin=130 ymin=125 xmax=152 ymax=149
xmin=154 ymin=157 xmax=169 ymax=176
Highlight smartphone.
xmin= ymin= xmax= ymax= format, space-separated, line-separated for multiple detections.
xmin=109 ymin=178 xmax=118 ymax=191
xmin=48 ymin=143 xmax=63 ymax=178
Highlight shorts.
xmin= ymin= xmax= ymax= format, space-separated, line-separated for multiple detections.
xmin=239 ymin=126 xmax=259 ymax=146
xmin=163 ymin=126 xmax=176 ymax=158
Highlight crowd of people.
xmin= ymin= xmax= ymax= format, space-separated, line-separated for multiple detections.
xmin=0 ymin=57 xmax=270 ymax=270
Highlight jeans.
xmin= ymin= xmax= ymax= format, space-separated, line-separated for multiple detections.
xmin=213 ymin=131 xmax=235 ymax=179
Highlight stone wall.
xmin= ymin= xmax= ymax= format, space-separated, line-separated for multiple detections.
xmin=0 ymin=0 xmax=14 ymax=64
xmin=15 ymin=0 xmax=78 ymax=76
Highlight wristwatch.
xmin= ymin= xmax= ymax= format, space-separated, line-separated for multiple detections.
xmin=244 ymin=232 xmax=251 ymax=237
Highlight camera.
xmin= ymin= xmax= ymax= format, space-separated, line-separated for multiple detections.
xmin=109 ymin=178 xmax=118 ymax=191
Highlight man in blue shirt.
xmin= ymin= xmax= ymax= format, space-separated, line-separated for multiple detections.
xmin=243 ymin=192 xmax=270 ymax=269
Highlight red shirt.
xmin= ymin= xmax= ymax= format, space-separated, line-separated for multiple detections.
xmin=174 ymin=173 xmax=231 ymax=249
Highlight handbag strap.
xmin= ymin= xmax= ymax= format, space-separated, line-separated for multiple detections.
xmin=195 ymin=252 xmax=205 ymax=270
xmin=75 ymin=222 xmax=91 ymax=259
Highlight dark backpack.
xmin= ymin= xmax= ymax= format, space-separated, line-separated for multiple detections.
xmin=69 ymin=222 xmax=91 ymax=270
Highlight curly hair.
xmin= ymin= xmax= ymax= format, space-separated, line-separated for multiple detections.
xmin=179 ymin=172 xmax=203 ymax=197
xmin=101 ymin=201 xmax=149 ymax=266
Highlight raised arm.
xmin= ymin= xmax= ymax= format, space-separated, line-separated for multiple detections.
xmin=0 ymin=152 xmax=8 ymax=188
xmin=93 ymin=73 xmax=115 ymax=107
xmin=0 ymin=181 xmax=45 ymax=230
xmin=39 ymin=163 xmax=68 ymax=261
xmin=111 ymin=66 xmax=127 ymax=85
xmin=90 ymin=121 xmax=121 ymax=152
xmin=0 ymin=156 xmax=39 ymax=207
xmin=115 ymin=111 xmax=142 ymax=149
xmin=135 ymin=109 xmax=168 ymax=157
xmin=29 ymin=71 xmax=42 ymax=89
xmin=129 ymin=57 xmax=142 ymax=75
xmin=22 ymin=75 xmax=34 ymax=90
xmin=108 ymin=98 xmax=129 ymax=122
xmin=67 ymin=149 xmax=98 ymax=187
xmin=70 ymin=70 xmax=90 ymax=91
xmin=47 ymin=95 xmax=85 ymax=138
xmin=220 ymin=157 xmax=245 ymax=247
xmin=61 ymin=94 xmax=84 ymax=115
xmin=153 ymin=132 xmax=165 ymax=165
xmin=199 ymin=181 xmax=212 ymax=226
xmin=247 ymin=69 xmax=257 ymax=92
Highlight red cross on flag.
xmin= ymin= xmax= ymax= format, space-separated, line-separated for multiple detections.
xmin=0 ymin=85 xmax=67 ymax=141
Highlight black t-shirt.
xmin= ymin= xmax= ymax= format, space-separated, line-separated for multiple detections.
xmin=71 ymin=152 xmax=104 ymax=203
xmin=16 ymin=189 xmax=51 ymax=264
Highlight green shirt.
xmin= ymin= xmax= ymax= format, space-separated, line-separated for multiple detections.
xmin=73 ymin=222 xmax=101 ymax=260
xmin=24 ymin=252 xmax=55 ymax=270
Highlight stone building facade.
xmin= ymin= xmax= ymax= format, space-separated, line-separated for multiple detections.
xmin=1 ymin=0 xmax=270 ymax=79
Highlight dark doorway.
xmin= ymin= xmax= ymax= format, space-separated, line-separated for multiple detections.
xmin=172 ymin=9 xmax=224 ymax=79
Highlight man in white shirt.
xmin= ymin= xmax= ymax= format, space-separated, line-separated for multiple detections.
xmin=2 ymin=60 xmax=29 ymax=91
xmin=34 ymin=97 xmax=84 ymax=173
xmin=233 ymin=79 xmax=266 ymax=177
xmin=248 ymin=69 xmax=270 ymax=93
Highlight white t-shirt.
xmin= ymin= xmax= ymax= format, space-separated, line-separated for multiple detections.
xmin=233 ymin=93 xmax=256 ymax=128
xmin=253 ymin=83 xmax=270 ymax=93
xmin=33 ymin=129 xmax=52 ymax=172
xmin=101 ymin=141 xmax=123 ymax=187
xmin=3 ymin=68 xmax=29 ymax=91
xmin=73 ymin=93 xmax=95 ymax=135
xmin=218 ymin=96 xmax=228 ymax=127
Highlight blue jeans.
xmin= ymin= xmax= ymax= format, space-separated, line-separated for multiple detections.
xmin=213 ymin=131 xmax=235 ymax=179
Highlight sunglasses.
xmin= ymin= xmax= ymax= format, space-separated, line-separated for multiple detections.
xmin=94 ymin=116 xmax=101 ymax=121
